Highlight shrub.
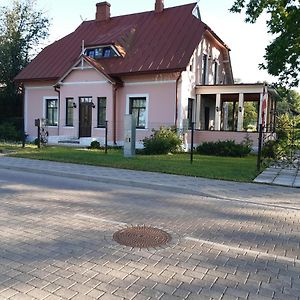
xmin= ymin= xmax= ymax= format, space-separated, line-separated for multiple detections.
xmin=196 ymin=140 xmax=251 ymax=157
xmin=89 ymin=140 xmax=101 ymax=149
xmin=142 ymin=127 xmax=182 ymax=155
xmin=0 ymin=122 xmax=22 ymax=142
xmin=262 ymin=140 xmax=277 ymax=158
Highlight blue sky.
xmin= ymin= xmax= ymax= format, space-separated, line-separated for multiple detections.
xmin=4 ymin=0 xmax=297 ymax=90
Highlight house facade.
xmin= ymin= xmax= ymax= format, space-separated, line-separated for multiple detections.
xmin=16 ymin=0 xmax=276 ymax=149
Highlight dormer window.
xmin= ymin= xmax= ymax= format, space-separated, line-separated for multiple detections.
xmin=85 ymin=46 xmax=119 ymax=59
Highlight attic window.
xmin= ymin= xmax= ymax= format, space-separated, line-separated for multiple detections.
xmin=85 ymin=46 xmax=118 ymax=59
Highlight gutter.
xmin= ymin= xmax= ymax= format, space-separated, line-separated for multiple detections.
xmin=175 ymin=73 xmax=182 ymax=128
xmin=113 ymin=84 xmax=119 ymax=145
xmin=54 ymin=85 xmax=61 ymax=137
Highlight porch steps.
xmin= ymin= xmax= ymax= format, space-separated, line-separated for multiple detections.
xmin=57 ymin=138 xmax=81 ymax=146
xmin=58 ymin=140 xmax=80 ymax=144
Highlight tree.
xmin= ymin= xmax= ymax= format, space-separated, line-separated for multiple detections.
xmin=230 ymin=0 xmax=300 ymax=88
xmin=0 ymin=0 xmax=49 ymax=123
xmin=275 ymin=87 xmax=300 ymax=115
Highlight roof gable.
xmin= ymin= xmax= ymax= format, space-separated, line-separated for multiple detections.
xmin=58 ymin=55 xmax=116 ymax=85
xmin=15 ymin=3 xmax=216 ymax=82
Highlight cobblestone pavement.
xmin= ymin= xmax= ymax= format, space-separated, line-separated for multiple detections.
xmin=0 ymin=159 xmax=300 ymax=299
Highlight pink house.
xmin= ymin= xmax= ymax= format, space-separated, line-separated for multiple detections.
xmin=16 ymin=0 xmax=276 ymax=149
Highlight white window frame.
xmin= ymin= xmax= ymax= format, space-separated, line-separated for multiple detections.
xmin=43 ymin=96 xmax=59 ymax=127
xmin=126 ymin=94 xmax=149 ymax=130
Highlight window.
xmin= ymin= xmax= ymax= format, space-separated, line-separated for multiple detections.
xmin=213 ymin=61 xmax=218 ymax=84
xmin=187 ymin=98 xmax=194 ymax=129
xmin=85 ymin=46 xmax=118 ymax=59
xmin=65 ymin=98 xmax=74 ymax=126
xmin=80 ymin=96 xmax=93 ymax=103
xmin=201 ymin=54 xmax=207 ymax=85
xmin=129 ymin=97 xmax=147 ymax=129
xmin=97 ymin=97 xmax=107 ymax=127
xmin=46 ymin=99 xmax=58 ymax=126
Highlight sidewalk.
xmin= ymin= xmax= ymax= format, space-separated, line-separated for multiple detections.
xmin=0 ymin=155 xmax=299 ymax=207
xmin=254 ymin=165 xmax=300 ymax=187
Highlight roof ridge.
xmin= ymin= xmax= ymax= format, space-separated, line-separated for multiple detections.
xmin=82 ymin=2 xmax=197 ymax=24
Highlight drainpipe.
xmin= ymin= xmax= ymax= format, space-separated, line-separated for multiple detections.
xmin=175 ymin=73 xmax=181 ymax=129
xmin=54 ymin=85 xmax=60 ymax=137
xmin=113 ymin=84 xmax=118 ymax=145
xmin=21 ymin=84 xmax=25 ymax=147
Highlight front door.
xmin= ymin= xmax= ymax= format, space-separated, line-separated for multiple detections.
xmin=79 ymin=97 xmax=93 ymax=137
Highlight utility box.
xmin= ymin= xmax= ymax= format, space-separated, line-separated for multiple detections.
xmin=124 ymin=114 xmax=136 ymax=157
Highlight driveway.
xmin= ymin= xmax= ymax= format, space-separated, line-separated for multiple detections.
xmin=0 ymin=159 xmax=300 ymax=299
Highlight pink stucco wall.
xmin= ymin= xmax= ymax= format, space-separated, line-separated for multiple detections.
xmin=59 ymin=68 xmax=113 ymax=140
xmin=24 ymin=82 xmax=57 ymax=137
xmin=116 ymin=74 xmax=177 ymax=144
xmin=189 ymin=130 xmax=259 ymax=147
xmin=24 ymin=71 xmax=177 ymax=145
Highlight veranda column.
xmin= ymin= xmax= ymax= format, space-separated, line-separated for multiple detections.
xmin=237 ymin=93 xmax=244 ymax=131
xmin=215 ymin=93 xmax=221 ymax=130
xmin=196 ymin=94 xmax=201 ymax=129
xmin=223 ymin=102 xmax=229 ymax=131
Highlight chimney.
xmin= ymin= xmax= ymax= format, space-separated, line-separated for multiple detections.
xmin=96 ymin=2 xmax=111 ymax=21
xmin=155 ymin=0 xmax=164 ymax=13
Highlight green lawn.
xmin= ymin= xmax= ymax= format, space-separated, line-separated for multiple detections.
xmin=0 ymin=144 xmax=259 ymax=182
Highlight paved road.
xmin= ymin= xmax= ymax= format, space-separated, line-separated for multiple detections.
xmin=0 ymin=166 xmax=300 ymax=299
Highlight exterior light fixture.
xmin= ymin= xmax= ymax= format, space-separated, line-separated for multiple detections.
xmin=239 ymin=106 xmax=242 ymax=112
xmin=91 ymin=102 xmax=96 ymax=108
xmin=72 ymin=102 xmax=77 ymax=108
xmin=216 ymin=106 xmax=219 ymax=112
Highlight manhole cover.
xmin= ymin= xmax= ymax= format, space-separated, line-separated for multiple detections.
xmin=113 ymin=225 xmax=172 ymax=249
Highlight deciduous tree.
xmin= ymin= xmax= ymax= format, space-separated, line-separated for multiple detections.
xmin=230 ymin=0 xmax=300 ymax=88
xmin=0 ymin=0 xmax=49 ymax=124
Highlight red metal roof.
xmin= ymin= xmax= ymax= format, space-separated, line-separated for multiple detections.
xmin=16 ymin=3 xmax=215 ymax=82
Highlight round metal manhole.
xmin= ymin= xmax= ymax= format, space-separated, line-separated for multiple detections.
xmin=113 ymin=225 xmax=172 ymax=249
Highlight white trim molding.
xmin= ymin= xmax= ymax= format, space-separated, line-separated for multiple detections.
xmin=25 ymin=85 xmax=54 ymax=90
xmin=126 ymin=93 xmax=149 ymax=129
xmin=43 ymin=96 xmax=59 ymax=127
xmin=124 ymin=80 xmax=176 ymax=86
xmin=59 ymin=80 xmax=108 ymax=86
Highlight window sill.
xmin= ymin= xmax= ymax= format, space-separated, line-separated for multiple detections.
xmin=63 ymin=126 xmax=74 ymax=128
xmin=47 ymin=125 xmax=58 ymax=128
xmin=94 ymin=127 xmax=106 ymax=129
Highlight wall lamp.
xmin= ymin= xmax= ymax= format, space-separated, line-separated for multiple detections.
xmin=216 ymin=106 xmax=219 ymax=112
xmin=91 ymin=102 xmax=96 ymax=108
xmin=72 ymin=102 xmax=77 ymax=108
xmin=238 ymin=106 xmax=242 ymax=112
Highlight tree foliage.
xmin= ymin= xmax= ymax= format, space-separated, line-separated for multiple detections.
xmin=0 ymin=0 xmax=49 ymax=122
xmin=275 ymin=87 xmax=300 ymax=115
xmin=230 ymin=0 xmax=300 ymax=88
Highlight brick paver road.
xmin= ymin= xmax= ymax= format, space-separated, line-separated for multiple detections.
xmin=0 ymin=166 xmax=300 ymax=299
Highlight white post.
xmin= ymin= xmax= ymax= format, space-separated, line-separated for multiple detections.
xmin=196 ymin=94 xmax=201 ymax=129
xmin=237 ymin=93 xmax=244 ymax=131
xmin=223 ymin=102 xmax=229 ymax=131
xmin=215 ymin=93 xmax=221 ymax=131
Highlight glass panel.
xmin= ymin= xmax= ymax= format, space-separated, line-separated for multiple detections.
xmin=97 ymin=97 xmax=106 ymax=127
xmin=202 ymin=54 xmax=207 ymax=85
xmin=46 ymin=99 xmax=58 ymax=126
xmin=66 ymin=98 xmax=73 ymax=126
xmin=129 ymin=97 xmax=146 ymax=128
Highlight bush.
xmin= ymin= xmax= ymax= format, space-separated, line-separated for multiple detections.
xmin=89 ymin=140 xmax=101 ymax=149
xmin=262 ymin=140 xmax=277 ymax=158
xmin=0 ymin=122 xmax=22 ymax=141
xmin=196 ymin=140 xmax=251 ymax=157
xmin=142 ymin=127 xmax=182 ymax=155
